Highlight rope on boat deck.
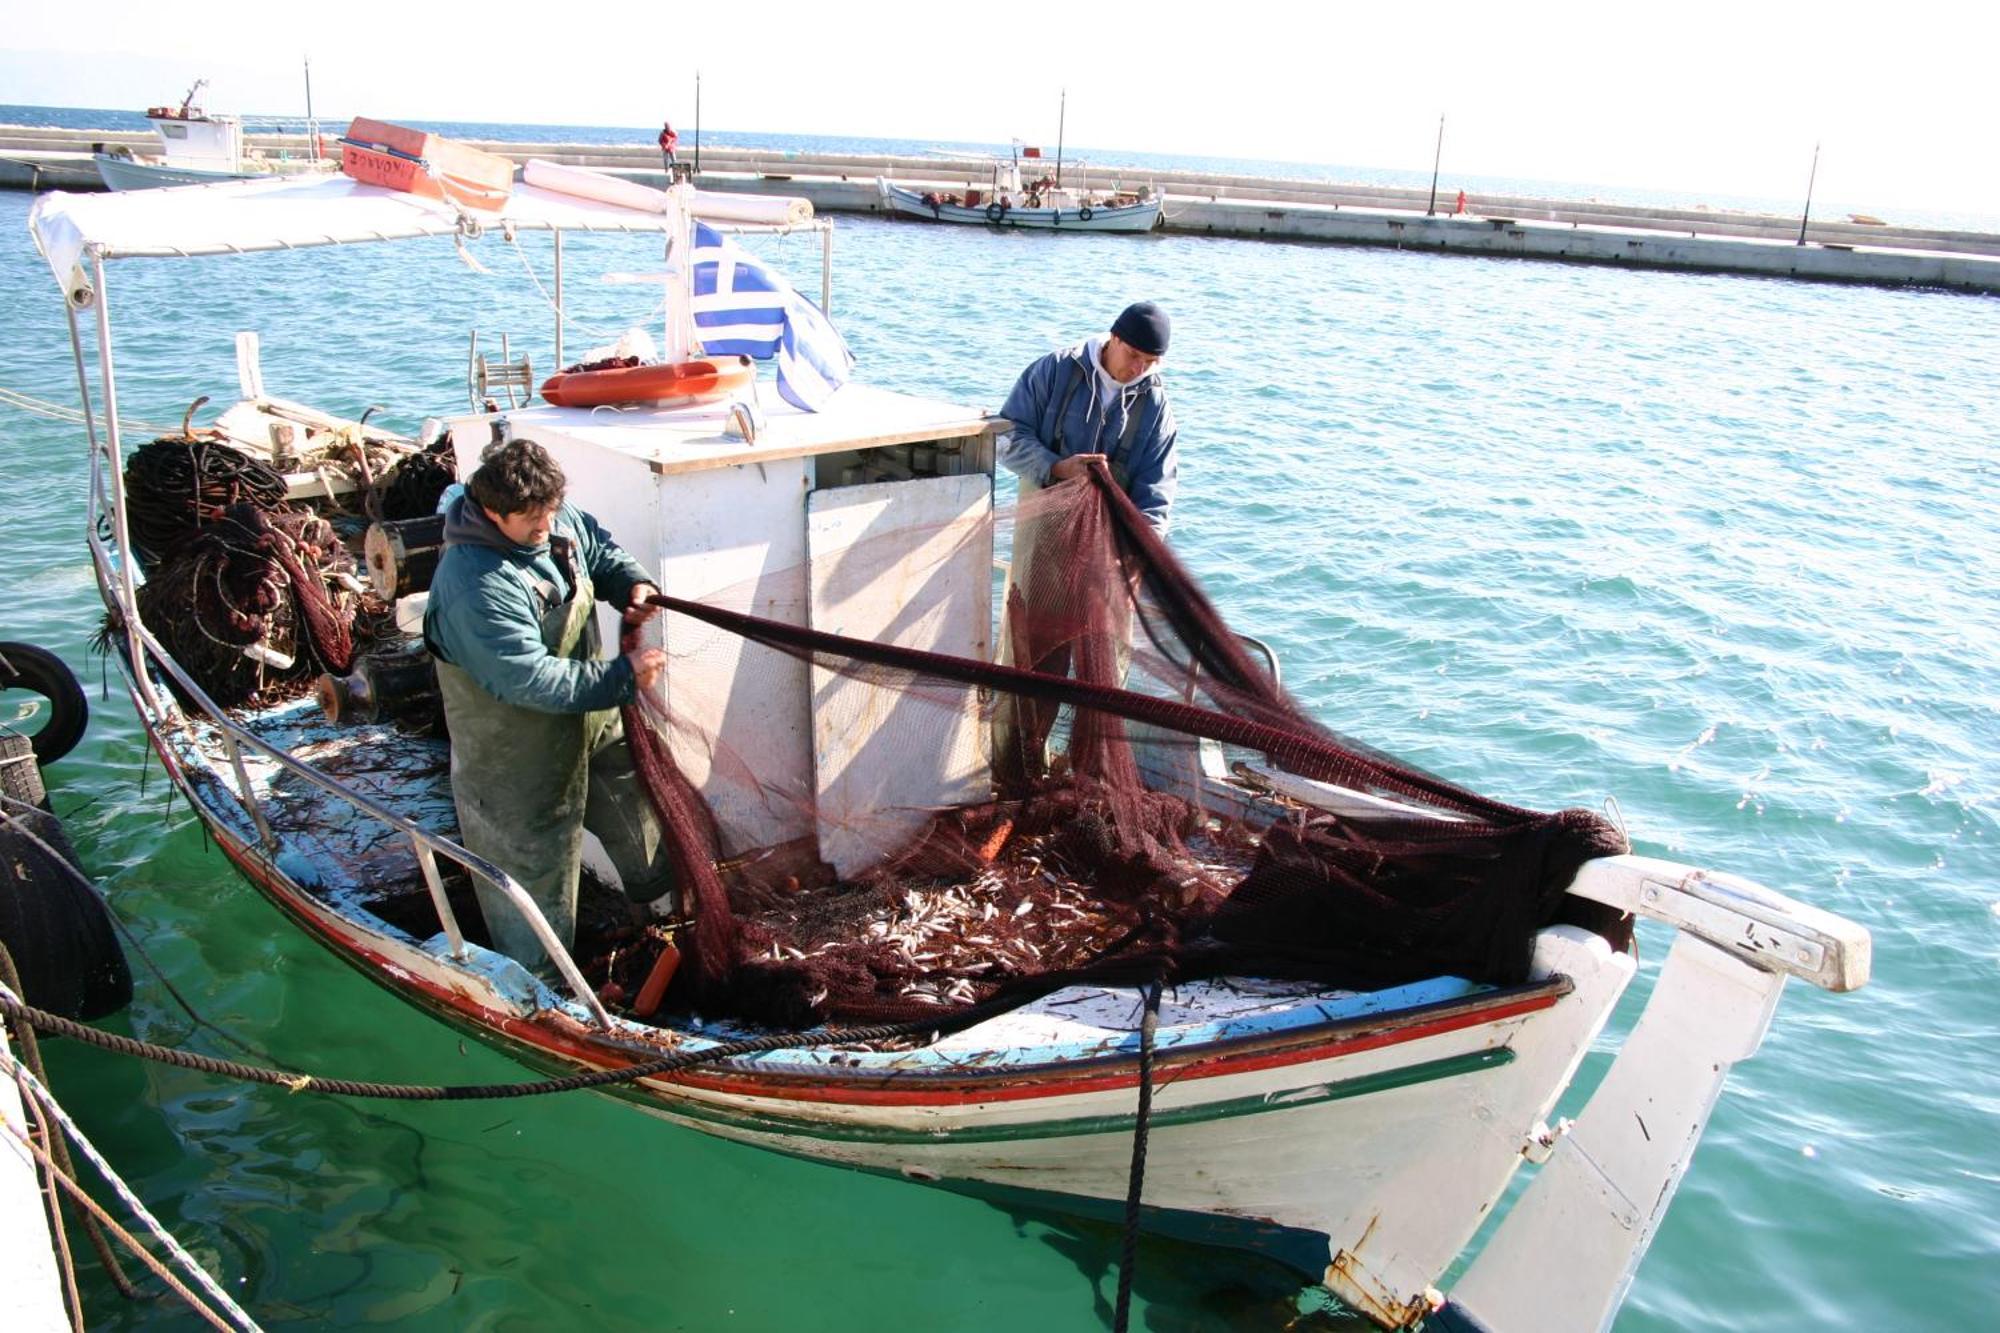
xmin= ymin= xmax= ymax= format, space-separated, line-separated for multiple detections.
xmin=0 ymin=988 xmax=1032 ymax=1101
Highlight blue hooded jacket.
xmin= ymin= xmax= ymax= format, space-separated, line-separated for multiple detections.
xmin=422 ymin=494 xmax=652 ymax=714
xmin=998 ymin=339 xmax=1179 ymax=532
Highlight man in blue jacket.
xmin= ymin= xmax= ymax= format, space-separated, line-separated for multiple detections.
xmin=994 ymin=302 xmax=1176 ymax=780
xmin=998 ymin=299 xmax=1177 ymax=532
xmin=424 ymin=438 xmax=675 ymax=974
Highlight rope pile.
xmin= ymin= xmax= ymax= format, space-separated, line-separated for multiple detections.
xmin=374 ymin=438 xmax=457 ymax=521
xmin=123 ymin=434 xmax=287 ymax=573
xmin=134 ymin=503 xmax=359 ymax=706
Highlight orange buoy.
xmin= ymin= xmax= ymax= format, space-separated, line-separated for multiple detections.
xmin=632 ymin=939 xmax=683 ymax=1019
xmin=539 ymin=355 xmax=754 ymax=409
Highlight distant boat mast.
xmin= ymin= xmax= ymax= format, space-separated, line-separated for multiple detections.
xmin=1055 ymin=87 xmax=1066 ymax=189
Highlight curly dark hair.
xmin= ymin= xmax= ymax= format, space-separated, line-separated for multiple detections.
xmin=467 ymin=438 xmax=565 ymax=516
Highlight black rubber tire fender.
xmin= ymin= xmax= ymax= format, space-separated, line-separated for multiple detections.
xmin=1079 ymin=205 xmax=1094 ymax=222
xmin=0 ymin=642 xmax=88 ymax=765
xmin=0 ymin=801 xmax=133 ymax=1020
xmin=986 ymin=201 xmax=1005 ymax=222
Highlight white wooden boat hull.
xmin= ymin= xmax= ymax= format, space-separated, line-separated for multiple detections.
xmin=93 ymin=154 xmax=332 ymax=191
xmin=878 ymin=180 xmax=1160 ymax=233
xmin=130 ymin=678 xmax=1629 ymax=1319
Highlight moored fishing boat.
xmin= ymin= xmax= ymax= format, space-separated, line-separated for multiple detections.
xmin=92 ymin=81 xmax=336 ymax=192
xmin=24 ymin=154 xmax=1870 ymax=1333
xmin=877 ymin=176 xmax=1161 ymax=233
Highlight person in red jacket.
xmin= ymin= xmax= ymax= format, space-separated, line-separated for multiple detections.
xmin=658 ymin=121 xmax=679 ymax=177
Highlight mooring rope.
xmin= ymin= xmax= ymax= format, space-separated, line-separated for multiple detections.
xmin=1112 ymin=969 xmax=1165 ymax=1333
xmin=0 ymin=385 xmax=174 ymax=435
xmin=1 ymin=1045 xmax=261 ymax=1331
xmin=0 ymin=986 xmax=1024 ymax=1102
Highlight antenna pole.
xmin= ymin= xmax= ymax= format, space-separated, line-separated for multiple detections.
xmin=694 ymin=71 xmax=702 ymax=173
xmin=1427 ymin=113 xmax=1444 ymax=216
xmin=303 ymin=57 xmax=318 ymax=161
xmin=1055 ymin=87 xmax=1066 ymax=189
xmin=1796 ymin=141 xmax=1820 ymax=246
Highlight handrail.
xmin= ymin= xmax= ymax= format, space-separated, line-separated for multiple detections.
xmin=82 ymin=489 xmax=614 ymax=1030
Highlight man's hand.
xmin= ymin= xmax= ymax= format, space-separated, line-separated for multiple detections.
xmin=626 ymin=647 xmax=667 ymax=692
xmin=1048 ymin=453 xmax=1107 ymax=483
xmin=624 ymin=583 xmax=662 ymax=626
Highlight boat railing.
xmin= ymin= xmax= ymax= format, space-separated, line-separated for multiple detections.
xmin=81 ymin=470 xmax=614 ymax=1031
xmin=62 ymin=271 xmax=612 ymax=1029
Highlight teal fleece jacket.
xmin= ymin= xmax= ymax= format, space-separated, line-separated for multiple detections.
xmin=422 ymin=495 xmax=652 ymax=713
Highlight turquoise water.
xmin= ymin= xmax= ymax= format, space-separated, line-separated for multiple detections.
xmin=2 ymin=165 xmax=1997 ymax=1332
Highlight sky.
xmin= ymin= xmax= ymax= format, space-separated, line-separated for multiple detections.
xmin=5 ymin=1 xmax=1995 ymax=219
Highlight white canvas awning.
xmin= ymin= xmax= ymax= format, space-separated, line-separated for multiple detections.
xmin=27 ymin=171 xmax=810 ymax=301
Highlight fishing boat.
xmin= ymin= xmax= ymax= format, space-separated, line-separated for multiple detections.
xmin=25 ymin=157 xmax=1869 ymax=1333
xmin=92 ymin=79 xmax=336 ymax=191
xmin=876 ymin=172 xmax=1161 ymax=233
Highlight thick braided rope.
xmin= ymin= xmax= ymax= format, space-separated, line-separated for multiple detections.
xmin=0 ymin=989 xmax=1021 ymax=1101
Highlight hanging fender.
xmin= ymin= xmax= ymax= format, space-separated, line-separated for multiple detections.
xmin=539 ymin=356 xmax=755 ymax=409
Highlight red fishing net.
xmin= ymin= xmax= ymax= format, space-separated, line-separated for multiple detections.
xmin=619 ymin=463 xmax=1626 ymax=1028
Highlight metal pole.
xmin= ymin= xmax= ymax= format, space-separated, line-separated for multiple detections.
xmin=88 ymin=254 xmax=160 ymax=716
xmin=821 ymin=222 xmax=832 ymax=315
xmin=1427 ymin=114 xmax=1445 ymax=216
xmin=1055 ymin=87 xmax=1066 ymax=189
xmin=553 ymin=229 xmax=564 ymax=370
xmin=1796 ymin=141 xmax=1820 ymax=246
xmin=303 ymin=56 xmax=317 ymax=162
xmin=694 ymin=71 xmax=702 ymax=173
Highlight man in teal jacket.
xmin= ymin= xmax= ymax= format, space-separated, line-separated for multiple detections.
xmin=423 ymin=438 xmax=675 ymax=974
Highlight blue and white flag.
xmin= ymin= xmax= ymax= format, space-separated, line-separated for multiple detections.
xmin=690 ymin=221 xmax=853 ymax=411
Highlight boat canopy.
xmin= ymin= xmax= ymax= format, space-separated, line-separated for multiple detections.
xmin=28 ymin=172 xmax=797 ymax=303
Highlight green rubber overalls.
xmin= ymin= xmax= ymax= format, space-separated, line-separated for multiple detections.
xmin=434 ymin=537 xmax=673 ymax=972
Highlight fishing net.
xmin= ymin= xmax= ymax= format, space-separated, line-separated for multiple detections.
xmin=608 ymin=463 xmax=1627 ymax=1028
xmin=123 ymin=433 xmax=289 ymax=573
xmin=134 ymin=502 xmax=361 ymax=706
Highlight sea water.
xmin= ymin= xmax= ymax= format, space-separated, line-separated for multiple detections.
xmin=0 ymin=128 xmax=1995 ymax=1331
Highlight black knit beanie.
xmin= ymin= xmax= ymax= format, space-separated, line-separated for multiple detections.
xmin=1110 ymin=301 xmax=1170 ymax=356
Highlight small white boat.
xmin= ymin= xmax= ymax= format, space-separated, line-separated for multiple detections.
xmin=877 ymin=176 xmax=1161 ymax=233
xmin=93 ymin=80 xmax=334 ymax=191
xmin=26 ymin=160 xmax=1870 ymax=1333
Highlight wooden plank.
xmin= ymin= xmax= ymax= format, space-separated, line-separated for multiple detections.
xmin=807 ymin=474 xmax=993 ymax=878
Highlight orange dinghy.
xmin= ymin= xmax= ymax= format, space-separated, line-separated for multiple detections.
xmin=540 ymin=355 xmax=755 ymax=409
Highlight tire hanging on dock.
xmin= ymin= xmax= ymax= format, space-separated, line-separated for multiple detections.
xmin=0 ymin=641 xmax=88 ymax=765
xmin=0 ymin=729 xmax=131 ymax=1021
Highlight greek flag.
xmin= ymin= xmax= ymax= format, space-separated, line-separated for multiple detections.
xmin=690 ymin=222 xmax=853 ymax=411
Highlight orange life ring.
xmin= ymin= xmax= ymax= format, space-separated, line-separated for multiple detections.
xmin=539 ymin=355 xmax=755 ymax=408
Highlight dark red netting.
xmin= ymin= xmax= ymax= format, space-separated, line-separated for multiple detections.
xmin=619 ymin=463 xmax=1627 ymax=1028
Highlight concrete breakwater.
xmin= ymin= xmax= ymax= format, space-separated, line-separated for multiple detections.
xmin=6 ymin=124 xmax=1996 ymax=293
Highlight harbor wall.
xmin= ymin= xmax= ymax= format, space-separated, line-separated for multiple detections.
xmin=6 ymin=124 xmax=1996 ymax=293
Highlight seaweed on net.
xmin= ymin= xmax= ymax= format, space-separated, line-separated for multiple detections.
xmin=613 ymin=462 xmax=1630 ymax=1030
